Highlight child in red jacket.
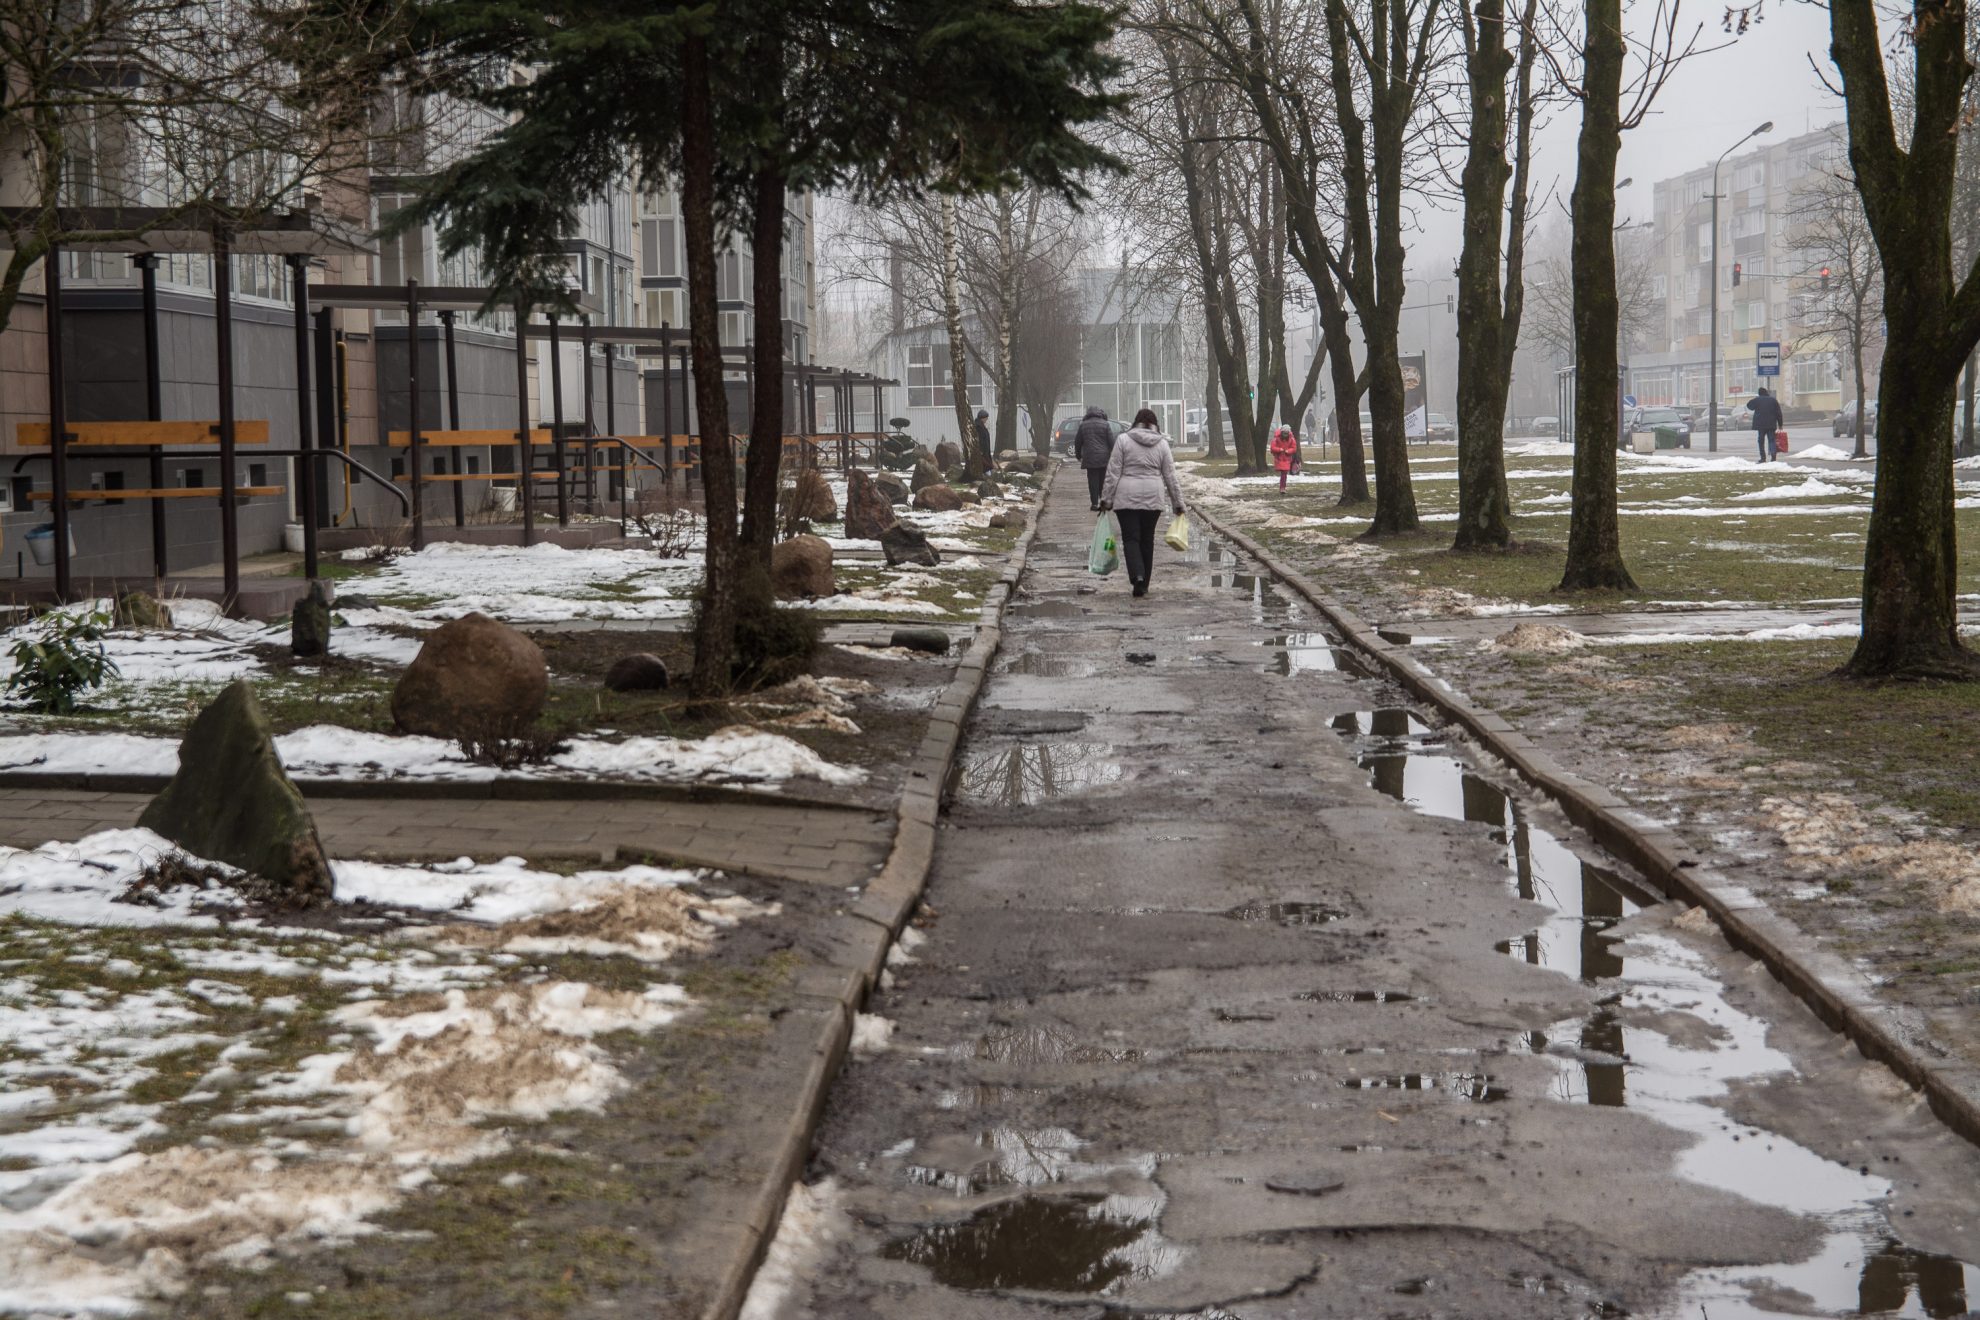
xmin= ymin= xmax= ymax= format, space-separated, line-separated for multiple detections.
xmin=1269 ymin=426 xmax=1301 ymax=493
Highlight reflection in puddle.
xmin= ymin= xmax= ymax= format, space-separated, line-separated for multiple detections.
xmin=1009 ymin=598 xmax=1088 ymax=618
xmin=1266 ymin=631 xmax=1372 ymax=677
xmin=1341 ymin=1072 xmax=1508 ymax=1102
xmin=1332 ymin=707 xmax=1980 ymax=1316
xmin=882 ymin=1192 xmax=1183 ymax=1294
xmin=1221 ymin=900 xmax=1349 ymax=927
xmin=1001 ymin=650 xmax=1098 ymax=678
xmin=1294 ymin=990 xmax=1416 ymax=1004
xmin=969 ymin=1023 xmax=1143 ymax=1066
xmin=949 ymin=740 xmax=1122 ymax=807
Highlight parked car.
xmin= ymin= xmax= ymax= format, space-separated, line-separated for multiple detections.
xmin=1053 ymin=414 xmax=1128 ymax=455
xmin=1184 ymin=406 xmax=1233 ymax=447
xmin=1832 ymin=400 xmax=1879 ymax=438
xmin=1532 ymin=414 xmax=1560 ymax=436
xmin=1425 ymin=412 xmax=1456 ymax=443
xmin=1629 ymin=406 xmax=1692 ymax=447
xmin=1688 ymin=404 xmax=1736 ymax=433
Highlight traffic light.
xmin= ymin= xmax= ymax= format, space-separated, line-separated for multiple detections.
xmin=1821 ymin=265 xmax=1831 ymax=291
xmin=1732 ymin=262 xmax=1742 ymax=287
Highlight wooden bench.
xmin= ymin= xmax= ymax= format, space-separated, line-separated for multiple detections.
xmin=29 ymin=486 xmax=285 ymax=503
xmin=18 ymin=420 xmax=271 ymax=447
xmin=393 ymin=472 xmax=558 ymax=484
xmin=384 ymin=428 xmax=555 ymax=448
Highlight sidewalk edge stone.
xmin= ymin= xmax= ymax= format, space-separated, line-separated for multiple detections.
xmin=1195 ymin=504 xmax=1980 ymax=1153
xmin=700 ymin=462 xmax=1058 ymax=1320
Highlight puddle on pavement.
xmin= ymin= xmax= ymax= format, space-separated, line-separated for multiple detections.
xmin=1330 ymin=706 xmax=1980 ymax=1316
xmin=1341 ymin=1072 xmax=1508 ymax=1102
xmin=1009 ymin=599 xmax=1089 ymax=619
xmin=1375 ymin=627 xmax=1454 ymax=646
xmin=881 ymin=1191 xmax=1182 ymax=1295
xmin=1221 ymin=900 xmax=1349 ymax=927
xmin=968 ymin=1023 xmax=1143 ymax=1066
xmin=948 ymin=740 xmax=1123 ymax=807
xmin=1001 ymin=650 xmax=1099 ymax=678
xmin=1265 ymin=631 xmax=1373 ymax=677
xmin=1295 ymin=990 xmax=1416 ymax=1004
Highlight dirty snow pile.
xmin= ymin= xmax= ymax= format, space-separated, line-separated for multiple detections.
xmin=1762 ymin=794 xmax=1980 ymax=913
xmin=1482 ymin=622 xmax=1588 ymax=654
xmin=0 ymin=833 xmax=772 ymax=1314
xmin=355 ymin=540 xmax=702 ymax=623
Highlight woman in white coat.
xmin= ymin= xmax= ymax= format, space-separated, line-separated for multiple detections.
xmin=1098 ymin=408 xmax=1186 ymax=598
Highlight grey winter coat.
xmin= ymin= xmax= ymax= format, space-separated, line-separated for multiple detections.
xmin=1100 ymin=427 xmax=1186 ymax=513
xmin=1075 ymin=408 xmax=1116 ymax=469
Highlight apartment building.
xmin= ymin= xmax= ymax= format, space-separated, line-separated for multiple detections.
xmin=1627 ymin=122 xmax=1867 ymax=417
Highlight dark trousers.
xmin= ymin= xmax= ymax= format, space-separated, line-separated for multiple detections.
xmin=1756 ymin=429 xmax=1776 ymax=461
xmin=1085 ymin=466 xmax=1106 ymax=507
xmin=1116 ymin=509 xmax=1159 ymax=586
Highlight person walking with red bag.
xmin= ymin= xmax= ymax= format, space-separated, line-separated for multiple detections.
xmin=1750 ymin=387 xmax=1785 ymax=463
xmin=1269 ymin=425 xmax=1301 ymax=492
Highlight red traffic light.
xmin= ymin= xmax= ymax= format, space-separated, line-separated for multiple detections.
xmin=1820 ymin=265 xmax=1831 ymax=291
xmin=1732 ymin=262 xmax=1742 ymax=286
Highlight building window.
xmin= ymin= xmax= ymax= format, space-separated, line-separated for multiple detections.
xmin=906 ymin=344 xmax=984 ymax=408
xmin=1792 ymin=354 xmax=1839 ymax=395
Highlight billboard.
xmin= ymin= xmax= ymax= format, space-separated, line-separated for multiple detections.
xmin=1402 ymin=353 xmax=1428 ymax=438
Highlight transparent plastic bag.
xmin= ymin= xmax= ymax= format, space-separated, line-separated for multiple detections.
xmin=1088 ymin=514 xmax=1119 ymax=575
xmin=1165 ymin=512 xmax=1192 ymax=552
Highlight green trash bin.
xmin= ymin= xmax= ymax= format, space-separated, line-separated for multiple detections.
xmin=1654 ymin=425 xmax=1685 ymax=450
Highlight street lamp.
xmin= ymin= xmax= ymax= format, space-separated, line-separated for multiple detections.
xmin=1709 ymin=121 xmax=1772 ymax=452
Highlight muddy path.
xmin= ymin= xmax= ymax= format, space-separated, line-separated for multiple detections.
xmin=758 ymin=469 xmax=1980 ymax=1320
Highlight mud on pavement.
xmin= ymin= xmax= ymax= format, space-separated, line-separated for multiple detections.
xmin=753 ymin=470 xmax=1980 ymax=1320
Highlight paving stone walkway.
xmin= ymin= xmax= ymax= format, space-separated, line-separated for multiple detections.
xmin=0 ymin=788 xmax=890 ymax=887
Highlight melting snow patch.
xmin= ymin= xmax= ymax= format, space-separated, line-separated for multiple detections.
xmin=1729 ymin=477 xmax=1855 ymax=501
xmin=1481 ymin=623 xmax=1588 ymax=654
xmin=739 ymin=1180 xmax=846 ymax=1320
xmin=1763 ymin=794 xmax=1980 ymax=913
xmin=850 ymin=1013 xmax=895 ymax=1054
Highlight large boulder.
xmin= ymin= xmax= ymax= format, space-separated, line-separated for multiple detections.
xmin=874 ymin=472 xmax=909 ymax=506
xmin=844 ymin=468 xmax=898 ymax=541
xmin=880 ymin=522 xmax=940 ymax=568
xmin=603 ymin=652 xmax=670 ymax=692
xmin=116 ymin=590 xmax=171 ymax=630
xmin=137 ymin=681 xmax=333 ymax=905
xmin=391 ymin=612 xmax=548 ymax=740
xmin=910 ymin=455 xmax=942 ymax=493
xmin=291 ymin=580 xmax=332 ymax=658
xmin=784 ymin=468 xmax=838 ymax=523
xmin=914 ymin=484 xmax=963 ymax=513
xmin=771 ymin=534 xmax=836 ymax=600
xmin=934 ymin=440 xmax=963 ymax=471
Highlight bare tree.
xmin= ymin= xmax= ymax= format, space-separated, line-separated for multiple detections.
xmin=1788 ymin=162 xmax=1882 ymax=460
xmin=1524 ymin=218 xmax=1658 ymax=358
xmin=0 ymin=0 xmax=390 ymax=334
xmin=1827 ymin=0 xmax=1980 ymax=678
xmin=1012 ymin=260 xmax=1084 ymax=455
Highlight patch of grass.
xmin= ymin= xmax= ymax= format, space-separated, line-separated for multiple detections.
xmin=1637 ymin=637 xmax=1980 ymax=830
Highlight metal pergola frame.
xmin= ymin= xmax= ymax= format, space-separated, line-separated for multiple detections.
xmin=12 ymin=205 xmax=386 ymax=609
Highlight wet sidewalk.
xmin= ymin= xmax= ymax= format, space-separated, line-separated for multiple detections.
xmin=761 ymin=468 xmax=1980 ymax=1318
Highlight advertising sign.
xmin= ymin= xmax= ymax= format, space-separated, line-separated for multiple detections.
xmin=1402 ymin=353 xmax=1428 ymax=438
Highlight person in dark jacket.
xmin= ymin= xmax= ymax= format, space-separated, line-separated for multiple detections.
xmin=1074 ymin=405 xmax=1116 ymax=510
xmin=973 ymin=409 xmax=993 ymax=471
xmin=1750 ymin=388 xmax=1784 ymax=462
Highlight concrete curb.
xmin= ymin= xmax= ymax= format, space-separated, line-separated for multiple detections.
xmin=1195 ymin=505 xmax=1980 ymax=1153
xmin=696 ymin=464 xmax=1058 ymax=1320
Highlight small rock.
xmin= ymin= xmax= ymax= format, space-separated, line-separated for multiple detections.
xmin=995 ymin=448 xmax=1018 ymax=462
xmin=910 ymin=456 xmax=942 ymax=493
xmin=337 ymin=593 xmax=378 ymax=610
xmin=874 ymin=472 xmax=910 ymax=505
xmin=934 ymin=440 xmax=962 ymax=471
xmin=392 ymin=612 xmax=548 ymax=740
xmin=976 ymin=479 xmax=1000 ymax=499
xmin=137 ymin=681 xmax=333 ymax=905
xmin=890 ymin=627 xmax=950 ymax=655
xmin=290 ymin=580 xmax=332 ymax=658
xmin=603 ymin=653 xmax=669 ymax=692
xmin=771 ymin=534 xmax=836 ymax=600
xmin=914 ymin=485 xmax=963 ymax=512
xmin=880 ymin=522 xmax=940 ymax=567
xmin=956 ymin=490 xmax=981 ymax=505
xmin=988 ymin=513 xmax=1008 ymax=530
xmin=115 ymin=589 xmax=171 ymax=629
xmin=1002 ymin=509 xmax=1027 ymax=531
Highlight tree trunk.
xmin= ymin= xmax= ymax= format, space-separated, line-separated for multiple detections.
xmin=1204 ymin=353 xmax=1228 ymax=459
xmin=1556 ymin=0 xmax=1636 ymax=591
xmin=1851 ymin=328 xmax=1869 ymax=461
xmin=1960 ymin=348 xmax=1977 ymax=459
xmin=1829 ymin=0 xmax=1980 ymax=677
xmin=993 ymin=197 xmax=1021 ymax=458
xmin=1451 ymin=0 xmax=1520 ymax=551
xmin=940 ymin=194 xmax=974 ymax=472
xmin=1316 ymin=265 xmax=1370 ymax=504
xmin=738 ymin=168 xmax=787 ymax=593
xmin=682 ymin=34 xmax=739 ymax=696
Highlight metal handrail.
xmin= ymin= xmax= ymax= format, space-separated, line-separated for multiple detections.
xmin=260 ymin=448 xmax=412 ymax=516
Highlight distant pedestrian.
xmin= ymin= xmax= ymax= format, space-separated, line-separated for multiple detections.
xmin=1750 ymin=387 xmax=1784 ymax=462
xmin=1099 ymin=408 xmax=1187 ymax=599
xmin=973 ymin=409 xmax=993 ymax=470
xmin=1075 ymin=405 xmax=1116 ymax=510
xmin=1269 ymin=425 xmax=1301 ymax=493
